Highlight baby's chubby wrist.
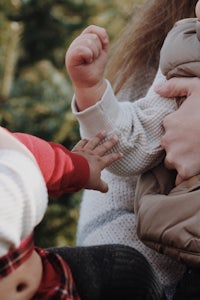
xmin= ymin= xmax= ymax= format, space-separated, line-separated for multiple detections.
xmin=74 ymin=79 xmax=107 ymax=111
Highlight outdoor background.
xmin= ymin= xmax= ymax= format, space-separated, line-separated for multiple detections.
xmin=0 ymin=0 xmax=140 ymax=248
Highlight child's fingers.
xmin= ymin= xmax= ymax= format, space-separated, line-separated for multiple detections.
xmin=81 ymin=131 xmax=107 ymax=150
xmin=66 ymin=45 xmax=94 ymax=66
xmin=83 ymin=33 xmax=104 ymax=60
xmin=81 ymin=132 xmax=121 ymax=156
xmin=66 ymin=33 xmax=104 ymax=66
xmin=72 ymin=131 xmax=106 ymax=153
xmin=72 ymin=132 xmax=122 ymax=160
xmin=95 ymin=179 xmax=108 ymax=193
xmin=81 ymin=25 xmax=109 ymax=50
xmin=92 ymin=135 xmax=120 ymax=156
xmin=78 ymin=46 xmax=95 ymax=64
xmin=100 ymin=152 xmax=122 ymax=168
xmin=72 ymin=131 xmax=106 ymax=152
xmin=72 ymin=138 xmax=89 ymax=151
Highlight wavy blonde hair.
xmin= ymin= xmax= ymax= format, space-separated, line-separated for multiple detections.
xmin=106 ymin=0 xmax=197 ymax=94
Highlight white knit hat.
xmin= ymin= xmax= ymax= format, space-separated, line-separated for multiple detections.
xmin=0 ymin=127 xmax=48 ymax=256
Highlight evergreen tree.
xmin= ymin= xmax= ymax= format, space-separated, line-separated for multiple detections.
xmin=8 ymin=0 xmax=98 ymax=67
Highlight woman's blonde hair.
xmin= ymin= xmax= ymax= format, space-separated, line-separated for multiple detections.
xmin=107 ymin=0 xmax=197 ymax=93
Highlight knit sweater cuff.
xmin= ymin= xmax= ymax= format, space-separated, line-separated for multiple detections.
xmin=71 ymin=80 xmax=121 ymax=138
xmin=62 ymin=151 xmax=90 ymax=193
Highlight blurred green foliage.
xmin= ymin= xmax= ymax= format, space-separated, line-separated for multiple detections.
xmin=0 ymin=0 xmax=135 ymax=247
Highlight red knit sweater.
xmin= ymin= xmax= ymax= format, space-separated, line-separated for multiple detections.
xmin=12 ymin=132 xmax=90 ymax=197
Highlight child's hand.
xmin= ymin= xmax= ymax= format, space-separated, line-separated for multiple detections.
xmin=72 ymin=131 xmax=122 ymax=192
xmin=65 ymin=25 xmax=109 ymax=110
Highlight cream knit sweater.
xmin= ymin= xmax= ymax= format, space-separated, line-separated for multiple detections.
xmin=72 ymin=69 xmax=186 ymax=289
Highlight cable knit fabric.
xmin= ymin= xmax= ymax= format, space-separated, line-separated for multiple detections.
xmin=72 ymin=68 xmax=186 ymax=293
xmin=0 ymin=149 xmax=47 ymax=256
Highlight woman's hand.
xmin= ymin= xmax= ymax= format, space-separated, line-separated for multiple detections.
xmin=155 ymin=77 xmax=200 ymax=184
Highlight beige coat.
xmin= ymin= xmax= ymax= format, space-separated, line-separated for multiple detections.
xmin=135 ymin=17 xmax=200 ymax=267
xmin=160 ymin=18 xmax=200 ymax=79
xmin=135 ymin=163 xmax=200 ymax=266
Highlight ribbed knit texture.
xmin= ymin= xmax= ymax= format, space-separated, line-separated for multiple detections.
xmin=50 ymin=244 xmax=166 ymax=300
xmin=0 ymin=149 xmax=47 ymax=255
xmin=72 ymin=68 xmax=186 ymax=294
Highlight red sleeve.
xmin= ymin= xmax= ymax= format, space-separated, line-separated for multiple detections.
xmin=12 ymin=132 xmax=90 ymax=197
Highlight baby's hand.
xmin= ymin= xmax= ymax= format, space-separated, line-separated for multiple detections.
xmin=72 ymin=131 xmax=122 ymax=192
xmin=65 ymin=25 xmax=109 ymax=110
xmin=66 ymin=25 xmax=109 ymax=88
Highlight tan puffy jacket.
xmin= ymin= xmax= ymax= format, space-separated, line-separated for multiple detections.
xmin=135 ymin=17 xmax=200 ymax=267
xmin=134 ymin=163 xmax=200 ymax=266
xmin=160 ymin=18 xmax=200 ymax=79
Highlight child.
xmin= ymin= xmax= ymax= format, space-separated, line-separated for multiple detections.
xmin=0 ymin=127 xmax=165 ymax=299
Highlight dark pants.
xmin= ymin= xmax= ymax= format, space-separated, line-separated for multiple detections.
xmin=49 ymin=244 xmax=166 ymax=300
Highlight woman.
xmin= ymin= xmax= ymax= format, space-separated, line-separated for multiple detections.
xmin=67 ymin=1 xmax=198 ymax=299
